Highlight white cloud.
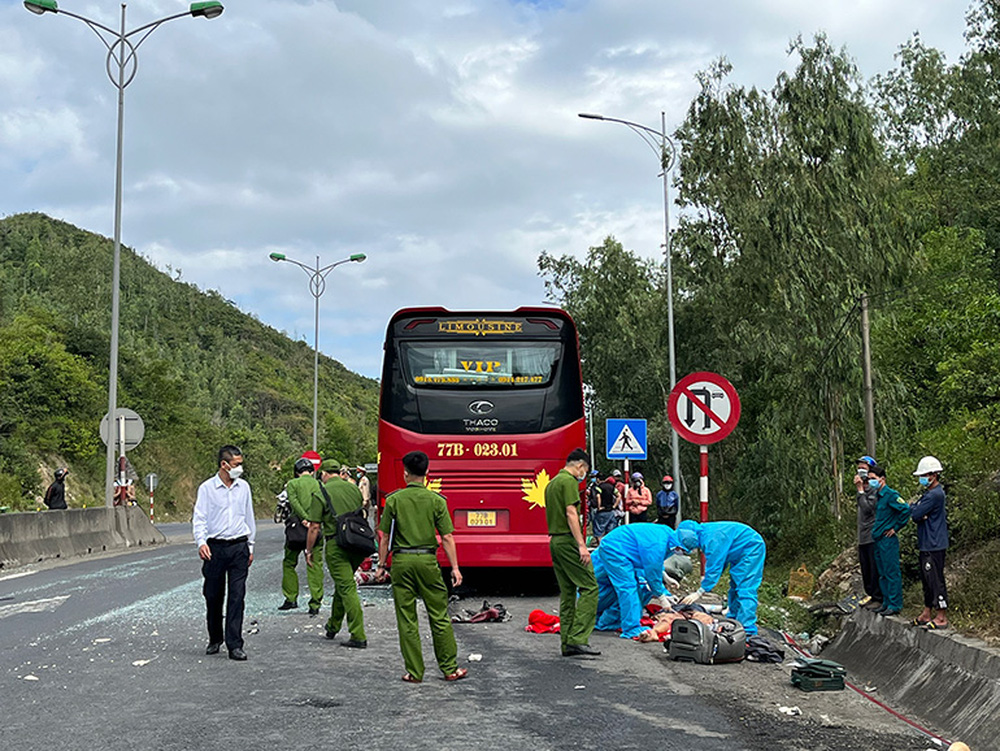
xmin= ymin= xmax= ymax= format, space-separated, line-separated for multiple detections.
xmin=0 ymin=0 xmax=969 ymax=378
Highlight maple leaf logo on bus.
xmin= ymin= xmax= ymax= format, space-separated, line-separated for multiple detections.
xmin=521 ymin=469 xmax=550 ymax=509
xmin=424 ymin=476 xmax=443 ymax=494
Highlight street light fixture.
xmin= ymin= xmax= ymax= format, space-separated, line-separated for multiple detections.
xmin=27 ymin=0 xmax=224 ymax=506
xmin=578 ymin=111 xmax=682 ymax=518
xmin=269 ymin=252 xmax=367 ymax=451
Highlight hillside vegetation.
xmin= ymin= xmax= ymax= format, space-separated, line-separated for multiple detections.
xmin=540 ymin=4 xmax=1000 ymax=633
xmin=0 ymin=212 xmax=378 ymax=516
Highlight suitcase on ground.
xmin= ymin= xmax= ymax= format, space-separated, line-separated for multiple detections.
xmin=668 ymin=619 xmax=716 ymax=664
xmin=790 ymin=657 xmax=846 ymax=692
xmin=713 ymin=616 xmax=746 ymax=663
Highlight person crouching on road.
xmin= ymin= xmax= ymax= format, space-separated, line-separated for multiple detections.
xmin=910 ymin=456 xmax=949 ymax=629
xmin=677 ymin=519 xmax=766 ymax=636
xmin=279 ymin=455 xmax=325 ymax=615
xmin=625 ymin=472 xmax=652 ymax=523
xmin=591 ymin=523 xmax=698 ymax=639
xmin=193 ymin=445 xmax=255 ymax=661
xmin=305 ymin=463 xmax=368 ymax=648
xmin=869 ymin=464 xmax=909 ymax=617
xmin=853 ymin=455 xmax=883 ymax=610
xmin=545 ymin=448 xmax=600 ymax=657
xmin=375 ymin=451 xmax=467 ymax=683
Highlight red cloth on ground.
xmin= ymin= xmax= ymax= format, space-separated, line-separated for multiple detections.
xmin=525 ymin=609 xmax=561 ymax=634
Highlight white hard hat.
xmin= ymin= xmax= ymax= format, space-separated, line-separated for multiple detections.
xmin=913 ymin=456 xmax=943 ymax=476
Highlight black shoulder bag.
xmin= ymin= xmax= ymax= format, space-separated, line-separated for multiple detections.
xmin=284 ymin=510 xmax=309 ymax=552
xmin=320 ymin=484 xmax=377 ymax=556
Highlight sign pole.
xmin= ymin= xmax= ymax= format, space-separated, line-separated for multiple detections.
xmin=149 ymin=488 xmax=154 ymax=522
xmin=699 ymin=445 xmax=709 ymax=523
xmin=623 ymin=458 xmax=630 ymax=524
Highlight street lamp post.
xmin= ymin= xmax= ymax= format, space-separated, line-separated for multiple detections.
xmin=269 ymin=252 xmax=366 ymax=451
xmin=26 ymin=0 xmax=225 ymax=507
xmin=578 ymin=111 xmax=682 ymax=518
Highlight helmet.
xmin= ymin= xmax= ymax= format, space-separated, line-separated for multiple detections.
xmin=590 ymin=469 xmax=599 ymax=476
xmin=54 ymin=468 xmax=68 ymax=480
xmin=662 ymin=475 xmax=673 ymax=484
xmin=675 ymin=529 xmax=698 ymax=553
xmin=611 ymin=469 xmax=622 ymax=478
xmin=913 ymin=456 xmax=943 ymax=476
xmin=630 ymin=472 xmax=643 ymax=480
xmin=293 ymin=457 xmax=315 ymax=475
xmin=858 ymin=455 xmax=876 ymax=467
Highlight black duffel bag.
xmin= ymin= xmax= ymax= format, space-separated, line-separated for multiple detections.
xmin=320 ymin=485 xmax=377 ymax=556
xmin=284 ymin=513 xmax=309 ymax=551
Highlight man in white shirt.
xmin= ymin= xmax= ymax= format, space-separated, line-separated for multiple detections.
xmin=193 ymin=445 xmax=256 ymax=661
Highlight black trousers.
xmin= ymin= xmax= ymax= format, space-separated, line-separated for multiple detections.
xmin=858 ymin=542 xmax=882 ymax=602
xmin=919 ymin=549 xmax=948 ymax=610
xmin=203 ymin=539 xmax=250 ymax=650
xmin=656 ymin=512 xmax=677 ymax=529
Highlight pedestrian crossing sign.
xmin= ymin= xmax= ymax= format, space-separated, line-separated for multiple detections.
xmin=606 ymin=419 xmax=647 ymax=460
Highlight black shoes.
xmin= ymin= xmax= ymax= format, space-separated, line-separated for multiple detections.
xmin=562 ymin=644 xmax=601 ymax=657
xmin=278 ymin=600 xmax=298 ymax=611
xmin=308 ymin=606 xmax=320 ymax=616
xmin=879 ymin=608 xmax=901 ymax=618
xmin=205 ymin=642 xmax=222 ymax=655
xmin=229 ymin=648 xmax=248 ymax=661
xmin=341 ymin=639 xmax=368 ymax=649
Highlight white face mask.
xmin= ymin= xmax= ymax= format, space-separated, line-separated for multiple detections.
xmin=227 ymin=464 xmax=244 ymax=481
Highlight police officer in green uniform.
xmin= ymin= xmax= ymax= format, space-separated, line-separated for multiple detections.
xmin=279 ymin=457 xmax=325 ymax=615
xmin=375 ymin=451 xmax=468 ymax=684
xmin=546 ymin=448 xmax=600 ymax=657
xmin=305 ymin=467 xmax=369 ymax=647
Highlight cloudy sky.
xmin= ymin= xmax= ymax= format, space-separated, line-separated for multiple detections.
xmin=1 ymin=0 xmax=970 ymax=378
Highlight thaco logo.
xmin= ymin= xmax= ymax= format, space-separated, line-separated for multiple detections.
xmin=468 ymin=400 xmax=495 ymax=415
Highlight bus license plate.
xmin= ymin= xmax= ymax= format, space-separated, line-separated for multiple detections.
xmin=467 ymin=511 xmax=496 ymax=527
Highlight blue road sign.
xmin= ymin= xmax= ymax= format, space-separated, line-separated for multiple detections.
xmin=606 ymin=418 xmax=647 ymax=460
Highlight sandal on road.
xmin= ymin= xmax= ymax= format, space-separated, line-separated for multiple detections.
xmin=401 ymin=673 xmax=422 ymax=683
xmin=911 ymin=617 xmax=930 ymax=627
xmin=443 ymin=668 xmax=468 ymax=682
xmin=924 ymin=622 xmax=949 ymax=630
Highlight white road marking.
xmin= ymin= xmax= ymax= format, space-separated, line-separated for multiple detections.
xmin=0 ymin=570 xmax=37 ymax=582
xmin=0 ymin=595 xmax=70 ymax=619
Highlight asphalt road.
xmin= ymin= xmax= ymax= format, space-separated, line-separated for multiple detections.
xmin=0 ymin=525 xmax=934 ymax=751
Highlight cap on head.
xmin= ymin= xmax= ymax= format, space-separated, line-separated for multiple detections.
xmin=676 ymin=529 xmax=698 ymax=552
xmin=913 ymin=456 xmax=943 ymax=476
xmin=612 ymin=469 xmax=622 ymax=477
xmin=662 ymin=475 xmax=673 ymax=483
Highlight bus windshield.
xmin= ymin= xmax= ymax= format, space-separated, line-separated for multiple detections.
xmin=402 ymin=342 xmax=560 ymax=387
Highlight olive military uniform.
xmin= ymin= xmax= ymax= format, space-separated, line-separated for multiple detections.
xmin=283 ymin=474 xmax=324 ymax=610
xmin=378 ymin=482 xmax=459 ymax=681
xmin=305 ymin=476 xmax=367 ymax=641
xmin=546 ymin=468 xmax=598 ymax=651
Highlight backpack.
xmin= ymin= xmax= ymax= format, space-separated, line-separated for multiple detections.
xmin=320 ymin=484 xmax=377 ymax=556
xmin=667 ymin=615 xmax=746 ymax=664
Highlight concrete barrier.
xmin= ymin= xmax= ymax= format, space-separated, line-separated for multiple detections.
xmin=0 ymin=507 xmax=165 ymax=569
xmin=824 ymin=606 xmax=1000 ymax=749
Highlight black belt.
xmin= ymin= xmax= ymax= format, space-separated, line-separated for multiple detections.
xmin=394 ymin=547 xmax=437 ymax=555
xmin=207 ymin=536 xmax=248 ymax=545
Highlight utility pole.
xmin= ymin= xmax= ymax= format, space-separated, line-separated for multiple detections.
xmin=860 ymin=293 xmax=876 ymax=457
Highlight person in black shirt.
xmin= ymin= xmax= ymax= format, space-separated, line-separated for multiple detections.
xmin=43 ymin=468 xmax=69 ymax=510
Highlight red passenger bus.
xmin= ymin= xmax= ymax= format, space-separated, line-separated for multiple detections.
xmin=377 ymin=307 xmax=586 ymax=568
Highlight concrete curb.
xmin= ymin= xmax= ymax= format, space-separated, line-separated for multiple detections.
xmin=0 ymin=507 xmax=166 ymax=569
xmin=824 ymin=607 xmax=1000 ymax=749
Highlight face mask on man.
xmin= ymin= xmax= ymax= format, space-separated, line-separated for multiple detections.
xmin=227 ymin=464 xmax=244 ymax=480
xmin=868 ymin=477 xmax=880 ymax=489
xmin=918 ymin=476 xmax=931 ymax=487
xmin=663 ymin=483 xmax=672 ymax=491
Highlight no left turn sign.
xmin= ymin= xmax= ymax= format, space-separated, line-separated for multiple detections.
xmin=667 ymin=371 xmax=741 ymax=445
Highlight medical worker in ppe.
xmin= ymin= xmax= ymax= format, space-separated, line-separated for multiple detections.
xmin=591 ymin=524 xmax=698 ymax=639
xmin=678 ymin=519 xmax=767 ymax=635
